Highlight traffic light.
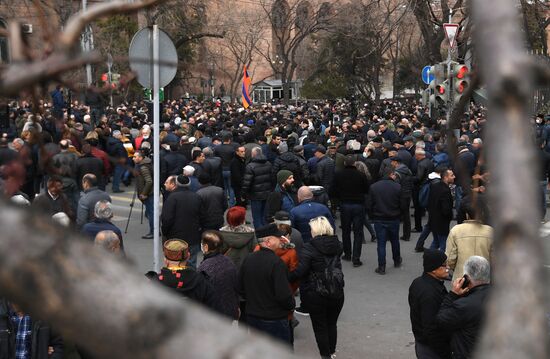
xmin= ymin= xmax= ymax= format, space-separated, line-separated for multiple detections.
xmin=434 ymin=80 xmax=449 ymax=107
xmin=429 ymin=63 xmax=447 ymax=109
xmin=101 ymin=73 xmax=108 ymax=82
xmin=451 ymin=62 xmax=470 ymax=104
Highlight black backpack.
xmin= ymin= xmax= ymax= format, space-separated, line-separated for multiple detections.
xmin=310 ymin=255 xmax=345 ymax=299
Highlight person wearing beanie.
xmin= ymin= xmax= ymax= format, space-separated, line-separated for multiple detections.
xmin=152 ymin=239 xmax=222 ymax=313
xmin=161 ymin=174 xmax=206 ymax=268
xmin=265 ymin=170 xmax=297 ymax=224
xmin=408 ymin=249 xmax=451 ymax=359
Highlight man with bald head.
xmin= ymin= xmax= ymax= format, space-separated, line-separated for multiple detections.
xmin=94 ymin=230 xmax=122 ymax=255
xmin=290 ymin=186 xmax=335 ymax=243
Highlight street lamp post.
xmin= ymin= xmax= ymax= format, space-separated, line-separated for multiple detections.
xmin=208 ymin=62 xmax=215 ymax=101
xmin=107 ymin=53 xmax=113 ymax=107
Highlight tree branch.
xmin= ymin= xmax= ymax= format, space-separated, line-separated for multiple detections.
xmin=175 ymin=32 xmax=225 ymax=49
xmin=60 ymin=0 xmax=167 ymax=49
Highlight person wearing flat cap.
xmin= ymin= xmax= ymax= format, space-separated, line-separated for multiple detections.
xmin=408 ymin=249 xmax=451 ymax=359
xmin=239 ymin=223 xmax=295 ymax=345
xmin=154 ymin=239 xmax=221 ymax=313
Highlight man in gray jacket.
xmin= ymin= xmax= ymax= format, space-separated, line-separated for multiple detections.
xmin=76 ymin=173 xmax=111 ymax=227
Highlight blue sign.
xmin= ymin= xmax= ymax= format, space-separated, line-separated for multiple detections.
xmin=422 ymin=66 xmax=435 ymax=85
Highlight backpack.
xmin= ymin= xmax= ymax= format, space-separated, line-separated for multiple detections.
xmin=419 ymin=178 xmax=440 ymax=208
xmin=310 ymin=255 xmax=344 ymax=299
xmin=418 ymin=182 xmax=431 ymax=209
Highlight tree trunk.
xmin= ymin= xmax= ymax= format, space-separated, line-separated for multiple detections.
xmin=0 ymin=204 xmax=294 ymax=359
xmin=472 ymin=0 xmax=549 ymax=357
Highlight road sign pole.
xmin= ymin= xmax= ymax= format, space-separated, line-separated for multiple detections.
xmin=153 ymin=24 xmax=161 ymax=272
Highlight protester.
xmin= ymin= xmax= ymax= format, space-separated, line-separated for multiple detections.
xmin=437 ymin=256 xmax=491 ymax=359
xmin=289 ymin=216 xmax=344 ymax=359
xmin=154 ymin=239 xmax=222 ymax=313
xmin=198 ymin=231 xmax=240 ymax=320
xmin=239 ymin=223 xmax=295 ymax=344
xmin=408 ymin=249 xmax=451 ymax=359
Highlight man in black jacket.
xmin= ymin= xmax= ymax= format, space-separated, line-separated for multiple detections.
xmin=75 ymin=144 xmax=104 ymax=190
xmin=331 ymin=155 xmax=369 ymax=267
xmin=163 ymin=143 xmax=188 ymax=181
xmin=313 ymin=145 xmax=335 ymax=193
xmin=161 ymin=175 xmax=206 ymax=268
xmin=427 ymin=168 xmax=455 ymax=252
xmin=215 ymin=133 xmax=239 ymax=206
xmin=197 ymin=173 xmax=226 ymax=230
xmin=437 ymin=256 xmax=491 ymax=359
xmin=394 ymin=157 xmax=414 ymax=241
xmin=106 ymin=130 xmax=128 ymax=193
xmin=409 ymin=249 xmax=451 ymax=359
xmin=242 ymin=147 xmax=273 ymax=228
xmin=367 ymin=169 xmax=402 ymax=275
xmin=413 ymin=149 xmax=435 ymax=232
xmin=230 ymin=146 xmax=247 ymax=207
xmin=202 ymin=147 xmax=223 ymax=188
xmin=239 ymin=224 xmax=295 ymax=344
xmin=0 ymin=298 xmax=64 ymax=359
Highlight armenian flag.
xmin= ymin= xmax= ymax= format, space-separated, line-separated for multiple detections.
xmin=242 ymin=65 xmax=252 ymax=109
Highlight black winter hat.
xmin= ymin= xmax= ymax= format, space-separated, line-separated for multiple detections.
xmin=423 ymin=249 xmax=447 ymax=272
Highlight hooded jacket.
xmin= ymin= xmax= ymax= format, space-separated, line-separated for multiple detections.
xmin=289 ymin=234 xmax=344 ymax=295
xmin=219 ymin=225 xmax=257 ymax=270
xmin=395 ymin=163 xmax=414 ymax=198
xmin=272 ymin=152 xmax=303 ymax=185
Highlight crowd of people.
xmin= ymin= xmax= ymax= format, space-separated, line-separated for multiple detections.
xmin=2 ymin=87 xmax=540 ymax=358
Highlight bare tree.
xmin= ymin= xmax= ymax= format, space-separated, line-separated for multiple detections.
xmin=407 ymin=0 xmax=466 ymax=64
xmin=257 ymin=0 xmax=336 ymax=105
xmin=207 ymin=0 xmax=265 ymax=102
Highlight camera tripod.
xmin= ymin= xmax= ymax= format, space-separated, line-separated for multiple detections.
xmin=124 ymin=188 xmax=144 ymax=234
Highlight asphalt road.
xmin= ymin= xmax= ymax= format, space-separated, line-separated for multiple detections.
xmin=108 ymin=182 xmax=431 ymax=359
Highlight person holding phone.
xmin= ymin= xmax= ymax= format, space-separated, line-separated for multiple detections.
xmin=437 ymin=256 xmax=491 ymax=359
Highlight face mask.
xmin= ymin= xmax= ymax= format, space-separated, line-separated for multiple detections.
xmin=363 ymin=152 xmax=368 ymax=158
xmin=536 ymin=118 xmax=542 ymax=124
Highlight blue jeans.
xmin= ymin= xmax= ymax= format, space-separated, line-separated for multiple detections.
xmin=112 ymin=163 xmax=125 ymax=191
xmin=373 ymin=220 xmax=401 ymax=267
xmin=455 ymin=185 xmax=464 ymax=213
xmin=415 ymin=224 xmax=432 ymax=250
xmin=247 ymin=316 xmax=291 ymax=345
xmin=430 ymin=233 xmax=448 ymax=252
xmin=340 ymin=203 xmax=365 ymax=262
xmin=250 ymin=200 xmax=266 ymax=228
xmin=223 ymin=170 xmax=235 ymax=207
xmin=143 ymin=195 xmax=154 ymax=235
xmin=187 ymin=244 xmax=201 ymax=269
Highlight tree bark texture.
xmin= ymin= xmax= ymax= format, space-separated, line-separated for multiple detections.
xmin=472 ymin=0 xmax=549 ymax=357
xmin=0 ymin=204 xmax=294 ymax=359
